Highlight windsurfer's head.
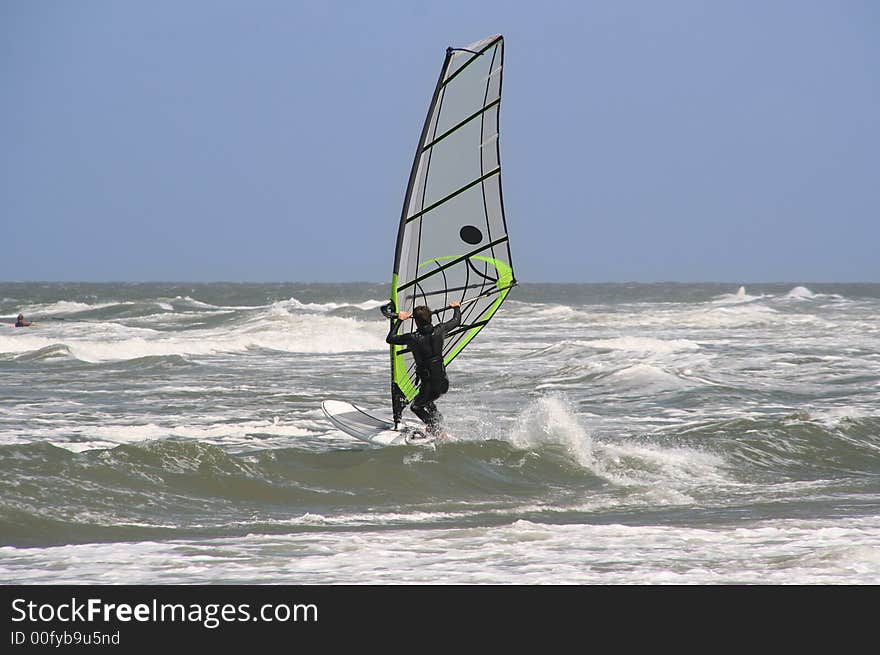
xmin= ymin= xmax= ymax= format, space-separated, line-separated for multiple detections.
xmin=413 ymin=306 xmax=432 ymax=328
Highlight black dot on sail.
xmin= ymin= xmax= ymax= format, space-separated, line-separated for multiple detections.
xmin=459 ymin=225 xmax=483 ymax=245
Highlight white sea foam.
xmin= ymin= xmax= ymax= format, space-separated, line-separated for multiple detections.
xmin=281 ymin=297 xmax=387 ymax=312
xmin=39 ymin=419 xmax=317 ymax=452
xmin=607 ymin=364 xmax=693 ymax=391
xmin=581 ymin=337 xmax=701 ymax=355
xmin=713 ymin=285 xmax=746 ymax=303
xmin=503 ymin=395 xmax=723 ymax=504
xmin=243 ymin=314 xmax=386 ymax=354
xmin=786 ymin=286 xmax=815 ymax=299
xmin=0 ymin=314 xmax=387 ymax=362
xmin=5 ymin=515 xmax=879 ymax=584
xmin=34 ymin=300 xmax=119 ymax=314
xmin=501 ymin=394 xmax=727 ymax=505
xmin=790 ymin=405 xmax=879 ymax=430
xmin=529 ymin=305 xmax=582 ymax=320
xmin=712 ymin=285 xmax=768 ymax=305
xmin=507 ymin=396 xmax=594 ymax=468
xmin=534 ymin=301 xmax=787 ymax=332
xmin=1 ymin=300 xmax=119 ymax=318
xmin=174 ymin=296 xmax=221 ymax=309
xmin=591 ymin=439 xmax=729 ymax=501
xmin=679 ymin=304 xmax=782 ymax=328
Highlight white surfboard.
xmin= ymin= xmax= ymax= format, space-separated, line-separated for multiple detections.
xmin=321 ymin=400 xmax=437 ymax=447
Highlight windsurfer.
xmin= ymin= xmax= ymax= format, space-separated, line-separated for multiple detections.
xmin=386 ymin=301 xmax=461 ymax=436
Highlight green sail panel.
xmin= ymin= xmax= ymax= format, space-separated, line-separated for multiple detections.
xmin=387 ymin=34 xmax=516 ymax=423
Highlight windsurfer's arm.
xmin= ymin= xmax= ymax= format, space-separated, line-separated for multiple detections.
xmin=386 ymin=314 xmax=413 ymax=346
xmin=439 ymin=303 xmax=461 ymax=335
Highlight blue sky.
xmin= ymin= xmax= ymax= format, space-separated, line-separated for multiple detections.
xmin=2 ymin=1 xmax=878 ymax=283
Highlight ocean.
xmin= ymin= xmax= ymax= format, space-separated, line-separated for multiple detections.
xmin=1 ymin=281 xmax=879 ymax=584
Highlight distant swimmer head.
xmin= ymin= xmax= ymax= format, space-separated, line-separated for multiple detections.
xmin=413 ymin=305 xmax=433 ymax=328
xmin=17 ymin=314 xmax=23 ymax=320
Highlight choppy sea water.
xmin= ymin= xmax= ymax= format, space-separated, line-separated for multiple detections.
xmin=1 ymin=282 xmax=878 ymax=584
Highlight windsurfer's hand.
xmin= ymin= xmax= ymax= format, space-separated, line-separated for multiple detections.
xmin=398 ymin=311 xmax=411 ymax=320
xmin=448 ymin=301 xmax=461 ymax=308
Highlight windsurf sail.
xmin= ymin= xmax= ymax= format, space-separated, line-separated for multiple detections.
xmin=384 ymin=34 xmax=516 ymax=425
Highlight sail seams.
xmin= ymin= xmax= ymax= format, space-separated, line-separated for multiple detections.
xmin=480 ymin=134 xmax=499 ymax=148
xmin=421 ymin=98 xmax=501 ymax=152
xmin=397 ymin=235 xmax=510 ymax=292
xmin=441 ymin=35 xmax=503 ymax=88
xmin=405 ymin=167 xmax=500 ymax=224
xmin=403 ymin=281 xmax=492 ymax=300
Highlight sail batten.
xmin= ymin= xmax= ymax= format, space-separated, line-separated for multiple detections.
xmin=405 ymin=168 xmax=501 ymax=224
xmin=422 ymin=98 xmax=501 ymax=152
xmin=387 ymin=34 xmax=515 ymax=424
xmin=396 ymin=235 xmax=510 ymax=292
xmin=441 ymin=35 xmax=504 ymax=88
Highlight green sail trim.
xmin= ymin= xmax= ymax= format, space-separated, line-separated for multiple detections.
xmin=389 ymin=273 xmax=418 ymax=400
xmin=390 ymin=256 xmax=513 ymax=402
xmin=442 ymin=255 xmax=514 ymax=368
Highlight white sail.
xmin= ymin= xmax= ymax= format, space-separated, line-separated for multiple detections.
xmin=385 ymin=35 xmax=515 ymax=422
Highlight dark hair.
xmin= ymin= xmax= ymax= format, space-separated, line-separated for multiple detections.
xmin=413 ymin=305 xmax=432 ymax=327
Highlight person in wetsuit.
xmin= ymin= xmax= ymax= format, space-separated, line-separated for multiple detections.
xmin=386 ymin=301 xmax=461 ymax=436
xmin=15 ymin=314 xmax=32 ymax=327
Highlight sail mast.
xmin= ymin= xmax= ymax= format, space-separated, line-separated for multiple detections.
xmin=388 ymin=49 xmax=453 ymax=426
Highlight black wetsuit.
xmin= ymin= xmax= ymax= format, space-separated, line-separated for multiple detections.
xmin=386 ymin=306 xmax=461 ymax=434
